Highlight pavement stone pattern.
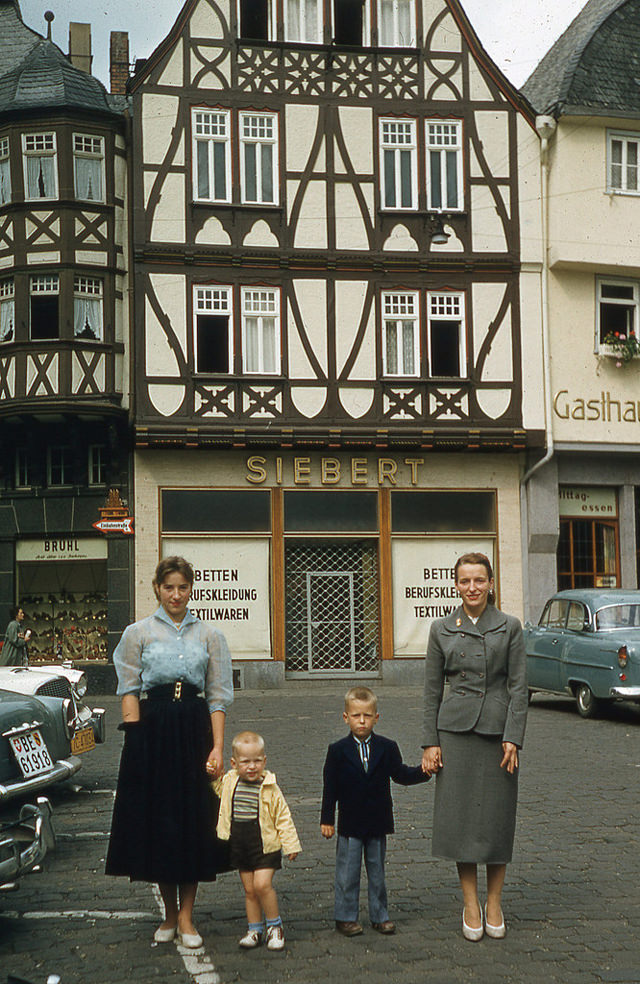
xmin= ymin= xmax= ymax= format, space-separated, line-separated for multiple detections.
xmin=1 ymin=685 xmax=639 ymax=984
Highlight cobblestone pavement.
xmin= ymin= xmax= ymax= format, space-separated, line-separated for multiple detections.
xmin=1 ymin=686 xmax=640 ymax=984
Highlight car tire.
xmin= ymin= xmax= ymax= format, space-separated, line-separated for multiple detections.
xmin=575 ymin=683 xmax=600 ymax=719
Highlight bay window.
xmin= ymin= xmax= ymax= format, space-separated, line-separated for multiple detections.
xmin=23 ymin=132 xmax=58 ymax=200
xmin=0 ymin=136 xmax=11 ymax=205
xmin=0 ymin=277 xmax=14 ymax=343
xmin=73 ymin=134 xmax=105 ymax=202
xmin=74 ymin=276 xmax=103 ymax=340
xmin=30 ymin=274 xmax=59 ymax=340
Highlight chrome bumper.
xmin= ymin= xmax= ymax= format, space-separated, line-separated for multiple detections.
xmin=0 ymin=756 xmax=82 ymax=804
xmin=0 ymin=796 xmax=55 ymax=887
xmin=610 ymin=686 xmax=640 ymax=699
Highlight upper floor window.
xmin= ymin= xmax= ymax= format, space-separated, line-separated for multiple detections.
xmin=608 ymin=131 xmax=640 ymax=194
xmin=194 ymin=285 xmax=232 ymax=373
xmin=0 ymin=277 xmax=14 ymax=343
xmin=334 ymin=0 xmax=366 ymax=44
xmin=380 ymin=118 xmax=417 ymax=210
xmin=30 ymin=274 xmax=59 ymax=340
xmin=23 ymin=132 xmax=58 ymax=201
xmin=48 ymin=445 xmax=73 ymax=487
xmin=193 ymin=109 xmax=231 ymax=203
xmin=241 ymin=287 xmax=281 ymax=373
xmin=239 ymin=0 xmax=273 ymax=40
xmin=382 ymin=291 xmax=419 ymax=376
xmin=427 ymin=291 xmax=466 ymax=377
xmin=285 ymin=0 xmax=322 ymax=43
xmin=240 ymin=113 xmax=278 ymax=205
xmin=88 ymin=444 xmax=106 ymax=486
xmin=378 ymin=0 xmax=416 ymax=46
xmin=15 ymin=448 xmax=30 ymax=489
xmin=426 ymin=120 xmax=463 ymax=211
xmin=0 ymin=137 xmax=11 ymax=205
xmin=73 ymin=134 xmax=105 ymax=202
xmin=74 ymin=276 xmax=103 ymax=340
xmin=597 ymin=278 xmax=638 ymax=350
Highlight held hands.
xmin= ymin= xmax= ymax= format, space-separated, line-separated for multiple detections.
xmin=320 ymin=824 xmax=335 ymax=839
xmin=421 ymin=746 xmax=443 ymax=776
xmin=500 ymin=741 xmax=519 ymax=774
xmin=206 ymin=745 xmax=224 ymax=779
xmin=287 ymin=852 xmax=299 ymax=861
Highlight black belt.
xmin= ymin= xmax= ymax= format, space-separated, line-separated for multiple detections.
xmin=146 ymin=682 xmax=200 ymax=702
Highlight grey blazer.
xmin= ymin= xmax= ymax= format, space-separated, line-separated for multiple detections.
xmin=423 ymin=604 xmax=528 ymax=748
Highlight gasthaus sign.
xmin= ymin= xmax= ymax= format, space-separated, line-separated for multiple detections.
xmin=162 ymin=537 xmax=271 ymax=660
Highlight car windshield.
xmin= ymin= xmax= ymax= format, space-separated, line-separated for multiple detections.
xmin=595 ymin=604 xmax=640 ymax=630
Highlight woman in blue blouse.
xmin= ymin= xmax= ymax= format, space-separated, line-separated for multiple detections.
xmin=106 ymin=556 xmax=233 ymax=948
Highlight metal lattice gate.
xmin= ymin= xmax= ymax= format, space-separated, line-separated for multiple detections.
xmin=285 ymin=541 xmax=380 ymax=675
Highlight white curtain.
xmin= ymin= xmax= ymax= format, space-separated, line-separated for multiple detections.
xmin=262 ymin=317 xmax=276 ymax=372
xmin=244 ymin=316 xmax=259 ymax=371
xmin=74 ymin=297 xmax=102 ymax=339
xmin=27 ymin=155 xmax=55 ymax=198
xmin=75 ymin=157 xmax=102 ymax=201
xmin=402 ymin=320 xmax=415 ymax=374
xmin=0 ymin=298 xmax=14 ymax=341
xmin=0 ymin=159 xmax=11 ymax=204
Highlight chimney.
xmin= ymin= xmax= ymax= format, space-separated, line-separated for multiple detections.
xmin=110 ymin=31 xmax=130 ymax=94
xmin=68 ymin=22 xmax=92 ymax=74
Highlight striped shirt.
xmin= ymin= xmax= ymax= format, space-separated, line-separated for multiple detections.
xmin=232 ymin=777 xmax=263 ymax=821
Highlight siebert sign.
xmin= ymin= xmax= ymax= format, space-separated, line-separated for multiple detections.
xmin=246 ymin=455 xmax=427 ymax=486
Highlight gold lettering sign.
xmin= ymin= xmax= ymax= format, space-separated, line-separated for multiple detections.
xmin=245 ymin=456 xmax=426 ymax=486
xmin=554 ymin=390 xmax=640 ymax=424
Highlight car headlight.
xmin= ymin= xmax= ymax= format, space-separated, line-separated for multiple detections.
xmin=74 ymin=673 xmax=88 ymax=698
xmin=62 ymin=697 xmax=77 ymax=739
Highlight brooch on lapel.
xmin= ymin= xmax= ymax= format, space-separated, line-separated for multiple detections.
xmin=456 ymin=617 xmax=462 ymax=627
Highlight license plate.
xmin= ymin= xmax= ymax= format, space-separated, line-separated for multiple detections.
xmin=71 ymin=727 xmax=95 ymax=755
xmin=9 ymin=729 xmax=54 ymax=778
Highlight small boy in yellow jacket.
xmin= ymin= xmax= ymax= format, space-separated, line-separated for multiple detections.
xmin=215 ymin=730 xmax=301 ymax=950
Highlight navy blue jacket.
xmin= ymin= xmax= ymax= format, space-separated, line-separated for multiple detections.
xmin=321 ymin=732 xmax=429 ymax=839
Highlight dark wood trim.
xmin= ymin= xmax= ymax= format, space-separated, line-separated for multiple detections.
xmin=378 ymin=487 xmax=394 ymax=660
xmin=271 ymin=486 xmax=285 ymax=661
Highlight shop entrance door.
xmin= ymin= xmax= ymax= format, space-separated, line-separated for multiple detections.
xmin=285 ymin=541 xmax=379 ymax=675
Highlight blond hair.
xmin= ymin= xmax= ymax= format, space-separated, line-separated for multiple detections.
xmin=231 ymin=730 xmax=265 ymax=757
xmin=344 ymin=686 xmax=377 ymax=712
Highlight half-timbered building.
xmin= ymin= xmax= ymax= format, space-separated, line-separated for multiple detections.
xmin=130 ymin=0 xmax=544 ymax=685
xmin=0 ymin=1 xmax=131 ymax=662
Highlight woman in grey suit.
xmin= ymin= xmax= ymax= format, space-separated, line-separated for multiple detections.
xmin=421 ymin=552 xmax=527 ymax=942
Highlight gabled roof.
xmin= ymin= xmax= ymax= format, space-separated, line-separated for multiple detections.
xmin=0 ymin=0 xmax=41 ymax=78
xmin=522 ymin=0 xmax=640 ymax=118
xmin=0 ymin=39 xmax=118 ymax=117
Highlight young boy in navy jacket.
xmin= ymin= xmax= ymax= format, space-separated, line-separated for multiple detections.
xmin=321 ymin=686 xmax=429 ymax=936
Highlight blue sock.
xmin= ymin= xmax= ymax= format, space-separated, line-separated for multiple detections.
xmin=266 ymin=916 xmax=282 ymax=928
xmin=248 ymin=921 xmax=264 ymax=933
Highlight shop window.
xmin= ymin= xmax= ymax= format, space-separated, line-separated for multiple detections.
xmin=636 ymin=487 xmax=640 ymax=586
xmin=15 ymin=448 xmax=30 ymax=488
xmin=239 ymin=0 xmax=272 ymax=40
xmin=427 ymin=291 xmax=466 ymax=377
xmin=88 ymin=444 xmax=106 ymax=486
xmin=241 ymin=287 xmax=280 ymax=373
xmin=194 ymin=285 xmax=232 ymax=373
xmin=333 ymin=0 xmax=365 ymax=44
xmin=597 ymin=278 xmax=638 ymax=350
xmin=48 ymin=445 xmax=73 ymax=487
xmin=22 ymin=132 xmax=58 ymax=200
xmin=239 ymin=113 xmax=278 ymax=205
xmin=74 ymin=276 xmax=103 ymax=340
xmin=284 ymin=491 xmax=379 ymax=532
xmin=0 ymin=136 xmax=11 ymax=205
xmin=378 ymin=0 xmax=415 ymax=46
xmin=73 ymin=134 xmax=105 ymax=202
xmin=557 ymin=518 xmax=619 ymax=589
xmin=192 ymin=109 xmax=231 ymax=204
xmin=379 ymin=118 xmax=417 ymax=210
xmin=381 ymin=291 xmax=419 ymax=376
xmin=608 ymin=130 xmax=640 ymax=194
xmin=30 ymin=274 xmax=59 ymax=340
xmin=426 ymin=120 xmax=463 ymax=211
xmin=0 ymin=276 xmax=14 ymax=342
xmin=391 ymin=490 xmax=496 ymax=533
xmin=162 ymin=489 xmax=271 ymax=532
xmin=285 ymin=0 xmax=322 ymax=42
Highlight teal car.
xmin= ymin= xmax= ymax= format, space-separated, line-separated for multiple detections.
xmin=524 ymin=590 xmax=640 ymax=718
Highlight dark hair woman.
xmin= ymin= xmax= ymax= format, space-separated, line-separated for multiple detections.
xmin=106 ymin=556 xmax=233 ymax=947
xmin=421 ymin=552 xmax=527 ymax=941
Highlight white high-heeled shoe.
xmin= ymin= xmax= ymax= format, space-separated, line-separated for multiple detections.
xmin=153 ymin=924 xmax=176 ymax=943
xmin=177 ymin=929 xmax=203 ymax=949
xmin=462 ymin=907 xmax=484 ymax=941
xmin=484 ymin=903 xmax=506 ymax=939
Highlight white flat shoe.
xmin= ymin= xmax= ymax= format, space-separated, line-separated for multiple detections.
xmin=484 ymin=903 xmax=506 ymax=939
xmin=177 ymin=929 xmax=203 ymax=948
xmin=462 ymin=907 xmax=484 ymax=941
xmin=153 ymin=925 xmax=176 ymax=943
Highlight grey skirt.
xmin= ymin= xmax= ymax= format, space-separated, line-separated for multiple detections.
xmin=432 ymin=730 xmax=519 ymax=864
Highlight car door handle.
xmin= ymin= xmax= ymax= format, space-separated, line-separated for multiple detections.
xmin=552 ymin=638 xmax=559 ymax=645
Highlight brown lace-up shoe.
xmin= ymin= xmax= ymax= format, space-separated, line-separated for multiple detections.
xmin=335 ymin=920 xmax=363 ymax=937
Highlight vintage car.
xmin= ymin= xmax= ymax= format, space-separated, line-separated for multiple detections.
xmin=0 ymin=796 xmax=55 ymax=890
xmin=524 ymin=589 xmax=640 ymax=718
xmin=0 ymin=664 xmax=106 ymax=804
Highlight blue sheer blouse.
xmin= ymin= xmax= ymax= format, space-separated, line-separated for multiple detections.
xmin=113 ymin=606 xmax=233 ymax=713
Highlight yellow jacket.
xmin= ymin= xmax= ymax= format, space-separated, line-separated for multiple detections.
xmin=215 ymin=769 xmax=302 ymax=856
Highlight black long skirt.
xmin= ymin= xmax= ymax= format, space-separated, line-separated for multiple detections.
xmin=105 ymin=695 xmax=229 ymax=883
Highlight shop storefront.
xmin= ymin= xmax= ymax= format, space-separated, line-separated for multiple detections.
xmin=136 ymin=450 xmax=523 ymax=687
